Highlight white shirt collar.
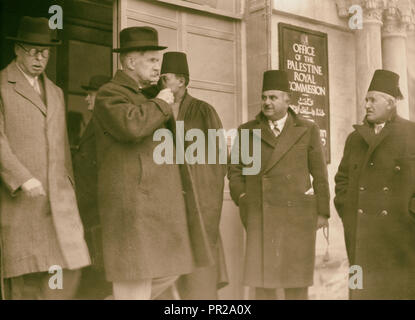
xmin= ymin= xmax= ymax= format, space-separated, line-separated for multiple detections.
xmin=16 ymin=62 xmax=38 ymax=87
xmin=268 ymin=112 xmax=288 ymax=131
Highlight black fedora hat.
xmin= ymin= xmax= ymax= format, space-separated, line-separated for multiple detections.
xmin=81 ymin=75 xmax=111 ymax=91
xmin=262 ymin=70 xmax=290 ymax=92
xmin=161 ymin=51 xmax=189 ymax=76
xmin=368 ymin=69 xmax=404 ymax=99
xmin=113 ymin=26 xmax=167 ymax=52
xmin=6 ymin=16 xmax=61 ymax=46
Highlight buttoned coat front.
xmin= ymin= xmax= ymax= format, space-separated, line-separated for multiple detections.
xmin=0 ymin=61 xmax=90 ymax=281
xmin=229 ymin=109 xmax=329 ymax=288
xmin=228 ymin=110 xmax=330 ymax=288
xmin=334 ymin=115 xmax=415 ymax=299
xmin=93 ymin=71 xmax=212 ymax=281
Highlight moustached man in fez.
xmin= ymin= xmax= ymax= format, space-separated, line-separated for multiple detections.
xmin=335 ymin=69 xmax=415 ymax=299
xmin=228 ymin=70 xmax=330 ymax=300
xmin=159 ymin=51 xmax=229 ymax=299
xmin=0 ymin=16 xmax=90 ymax=299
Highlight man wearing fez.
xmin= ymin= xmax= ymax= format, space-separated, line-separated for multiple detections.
xmin=228 ymin=70 xmax=330 ymax=300
xmin=159 ymin=52 xmax=228 ymax=299
xmin=73 ymin=75 xmax=111 ymax=299
xmin=93 ymin=27 xmax=212 ymax=299
xmin=335 ymin=69 xmax=415 ymax=299
xmin=0 ymin=16 xmax=90 ymax=299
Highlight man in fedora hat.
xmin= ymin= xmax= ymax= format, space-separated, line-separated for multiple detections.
xmin=93 ymin=27 xmax=212 ymax=299
xmin=158 ymin=51 xmax=228 ymax=299
xmin=335 ymin=69 xmax=415 ymax=299
xmin=73 ymin=75 xmax=111 ymax=299
xmin=0 ymin=16 xmax=90 ymax=299
xmin=228 ymin=70 xmax=330 ymax=300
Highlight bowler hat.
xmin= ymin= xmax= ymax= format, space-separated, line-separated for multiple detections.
xmin=368 ymin=69 xmax=403 ymax=99
xmin=81 ymin=75 xmax=111 ymax=91
xmin=160 ymin=51 xmax=189 ymax=76
xmin=113 ymin=26 xmax=166 ymax=52
xmin=6 ymin=16 xmax=61 ymax=46
xmin=262 ymin=70 xmax=290 ymax=92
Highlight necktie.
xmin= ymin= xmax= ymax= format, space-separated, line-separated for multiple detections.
xmin=374 ymin=123 xmax=384 ymax=135
xmin=33 ymin=78 xmax=41 ymax=95
xmin=270 ymin=121 xmax=281 ymax=137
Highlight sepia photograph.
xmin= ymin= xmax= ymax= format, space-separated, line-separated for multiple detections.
xmin=0 ymin=0 xmax=415 ymax=307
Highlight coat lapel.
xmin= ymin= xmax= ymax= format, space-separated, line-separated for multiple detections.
xmin=253 ymin=113 xmax=279 ymax=148
xmin=354 ymin=117 xmax=397 ymax=167
xmin=44 ymin=75 xmax=60 ymax=122
xmin=263 ymin=113 xmax=307 ymax=174
xmin=8 ymin=62 xmax=47 ymax=116
xmin=177 ymin=91 xmax=192 ymax=122
xmin=78 ymin=120 xmax=95 ymax=148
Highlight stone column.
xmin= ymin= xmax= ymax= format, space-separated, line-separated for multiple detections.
xmin=337 ymin=0 xmax=385 ymax=122
xmin=381 ymin=1 xmax=414 ymax=119
xmin=354 ymin=6 xmax=384 ymax=122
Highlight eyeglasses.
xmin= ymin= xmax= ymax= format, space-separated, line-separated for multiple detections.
xmin=18 ymin=43 xmax=50 ymax=58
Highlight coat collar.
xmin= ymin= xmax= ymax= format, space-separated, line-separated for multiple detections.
xmin=353 ymin=113 xmax=402 ymax=147
xmin=262 ymin=109 xmax=308 ymax=173
xmin=353 ymin=114 xmax=405 ymax=164
xmin=112 ymin=70 xmax=140 ymax=93
xmin=177 ymin=90 xmax=193 ymax=121
xmin=6 ymin=60 xmax=48 ymax=116
xmin=78 ymin=120 xmax=95 ymax=147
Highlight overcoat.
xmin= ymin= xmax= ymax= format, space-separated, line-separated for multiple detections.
xmin=72 ymin=121 xmax=102 ymax=266
xmin=176 ymin=91 xmax=229 ymax=290
xmin=228 ymin=109 xmax=330 ymax=288
xmin=93 ymin=70 xmax=212 ymax=281
xmin=334 ymin=115 xmax=415 ymax=299
xmin=0 ymin=61 xmax=90 ymax=280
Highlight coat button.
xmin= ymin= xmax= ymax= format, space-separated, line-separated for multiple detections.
xmin=286 ymin=174 xmax=291 ymax=179
xmin=287 ymin=201 xmax=292 ymax=207
xmin=369 ymin=162 xmax=374 ymax=166
xmin=383 ymin=187 xmax=389 ymax=192
xmin=395 ymin=166 xmax=401 ymax=172
xmin=381 ymin=210 xmax=388 ymax=216
xmin=359 ymin=186 xmax=365 ymax=191
xmin=357 ymin=209 xmax=364 ymax=215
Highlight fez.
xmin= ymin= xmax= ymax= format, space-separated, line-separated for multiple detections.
xmin=161 ymin=51 xmax=190 ymax=76
xmin=81 ymin=75 xmax=111 ymax=91
xmin=6 ymin=16 xmax=61 ymax=46
xmin=262 ymin=70 xmax=290 ymax=92
xmin=113 ymin=26 xmax=166 ymax=52
xmin=368 ymin=69 xmax=404 ymax=99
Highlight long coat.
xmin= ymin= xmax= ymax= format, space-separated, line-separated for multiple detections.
xmin=228 ymin=109 xmax=330 ymax=288
xmin=72 ymin=121 xmax=104 ymax=268
xmin=93 ymin=70 xmax=212 ymax=281
xmin=0 ymin=61 xmax=90 ymax=280
xmin=176 ymin=92 xmax=229 ymax=290
xmin=334 ymin=115 xmax=415 ymax=299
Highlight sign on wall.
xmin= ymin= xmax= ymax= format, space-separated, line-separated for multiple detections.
xmin=278 ymin=23 xmax=331 ymax=163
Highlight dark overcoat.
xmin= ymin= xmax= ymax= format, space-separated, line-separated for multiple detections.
xmin=334 ymin=115 xmax=415 ymax=299
xmin=228 ymin=109 xmax=330 ymax=288
xmin=93 ymin=70 xmax=212 ymax=281
xmin=72 ymin=120 xmax=105 ymax=269
xmin=176 ymin=91 xmax=229 ymax=290
xmin=0 ymin=61 xmax=90 ymax=280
